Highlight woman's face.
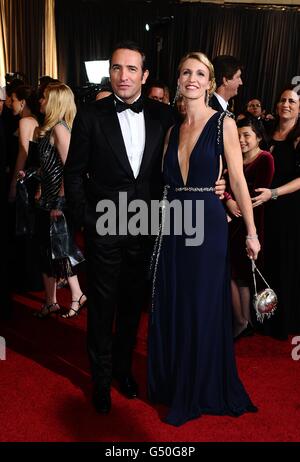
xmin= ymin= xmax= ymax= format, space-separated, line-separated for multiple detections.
xmin=11 ymin=92 xmax=23 ymax=116
xmin=277 ymin=90 xmax=299 ymax=121
xmin=238 ymin=126 xmax=260 ymax=154
xmin=39 ymin=92 xmax=47 ymax=114
xmin=178 ymin=58 xmax=210 ymax=101
xmin=247 ymin=99 xmax=262 ymax=118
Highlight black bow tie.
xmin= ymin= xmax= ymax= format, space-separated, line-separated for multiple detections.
xmin=115 ymin=96 xmax=143 ymax=113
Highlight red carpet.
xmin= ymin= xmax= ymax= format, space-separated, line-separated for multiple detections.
xmin=1 ymin=290 xmax=300 ymax=442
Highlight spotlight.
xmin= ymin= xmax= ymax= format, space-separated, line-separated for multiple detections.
xmin=84 ymin=60 xmax=109 ymax=84
xmin=145 ymin=16 xmax=174 ymax=32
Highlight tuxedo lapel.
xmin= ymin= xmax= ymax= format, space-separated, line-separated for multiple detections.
xmin=209 ymin=94 xmax=224 ymax=113
xmin=98 ymin=97 xmax=134 ymax=178
xmin=138 ymin=105 xmax=161 ymax=178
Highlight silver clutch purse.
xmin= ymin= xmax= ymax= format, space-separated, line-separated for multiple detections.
xmin=252 ymin=260 xmax=277 ymax=323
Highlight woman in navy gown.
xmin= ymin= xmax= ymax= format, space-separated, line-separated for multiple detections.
xmin=148 ymin=52 xmax=260 ymax=426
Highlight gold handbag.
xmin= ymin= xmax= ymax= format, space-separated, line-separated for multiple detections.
xmin=252 ymin=260 xmax=277 ymax=323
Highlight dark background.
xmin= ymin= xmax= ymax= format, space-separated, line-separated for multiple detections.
xmin=55 ymin=0 xmax=300 ymax=113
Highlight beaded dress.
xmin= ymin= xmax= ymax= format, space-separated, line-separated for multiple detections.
xmin=148 ymin=112 xmax=257 ymax=426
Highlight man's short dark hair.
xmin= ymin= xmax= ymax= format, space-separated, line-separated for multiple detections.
xmin=110 ymin=40 xmax=147 ymax=71
xmin=146 ymin=80 xmax=165 ymax=95
xmin=212 ymin=55 xmax=243 ymax=88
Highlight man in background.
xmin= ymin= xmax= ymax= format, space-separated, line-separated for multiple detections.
xmin=210 ymin=55 xmax=243 ymax=112
xmin=146 ymin=80 xmax=166 ymax=103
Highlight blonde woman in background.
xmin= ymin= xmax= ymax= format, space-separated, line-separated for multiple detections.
xmin=34 ymin=83 xmax=86 ymax=319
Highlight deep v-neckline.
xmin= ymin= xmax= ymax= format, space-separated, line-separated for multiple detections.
xmin=177 ymin=112 xmax=218 ymax=187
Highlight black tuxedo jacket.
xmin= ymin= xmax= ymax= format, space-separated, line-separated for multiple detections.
xmin=209 ymin=93 xmax=225 ymax=112
xmin=64 ymin=95 xmax=174 ymax=235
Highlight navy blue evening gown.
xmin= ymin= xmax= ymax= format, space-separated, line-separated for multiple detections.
xmin=148 ymin=112 xmax=257 ymax=426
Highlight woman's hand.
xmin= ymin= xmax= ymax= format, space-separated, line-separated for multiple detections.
xmin=50 ymin=209 xmax=63 ymax=220
xmin=245 ymin=236 xmax=261 ymax=260
xmin=252 ymin=188 xmax=272 ymax=207
xmin=17 ymin=170 xmax=26 ymax=181
xmin=226 ymin=199 xmax=242 ymax=217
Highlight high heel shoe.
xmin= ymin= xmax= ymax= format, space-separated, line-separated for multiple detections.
xmin=61 ymin=294 xmax=87 ymax=319
xmin=34 ymin=302 xmax=61 ymax=319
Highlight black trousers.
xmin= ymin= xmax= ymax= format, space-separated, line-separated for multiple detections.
xmin=85 ymin=234 xmax=149 ymax=388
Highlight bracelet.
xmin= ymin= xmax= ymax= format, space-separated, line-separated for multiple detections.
xmin=246 ymin=234 xmax=258 ymax=240
xmin=270 ymin=188 xmax=278 ymax=200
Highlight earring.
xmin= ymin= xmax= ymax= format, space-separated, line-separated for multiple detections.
xmin=172 ymin=84 xmax=181 ymax=106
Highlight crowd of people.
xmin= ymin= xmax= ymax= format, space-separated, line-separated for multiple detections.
xmin=1 ymin=41 xmax=299 ymax=426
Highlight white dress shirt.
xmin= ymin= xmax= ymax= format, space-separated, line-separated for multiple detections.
xmin=115 ymin=94 xmax=145 ymax=178
xmin=214 ymin=92 xmax=228 ymax=111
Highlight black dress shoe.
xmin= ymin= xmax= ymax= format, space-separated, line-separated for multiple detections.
xmin=92 ymin=386 xmax=111 ymax=414
xmin=117 ymin=375 xmax=139 ymax=399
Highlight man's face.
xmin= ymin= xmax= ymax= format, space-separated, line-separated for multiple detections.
xmin=110 ymin=48 xmax=149 ymax=104
xmin=225 ymin=69 xmax=242 ymax=98
xmin=247 ymin=99 xmax=262 ymax=118
xmin=148 ymin=87 xmax=164 ymax=102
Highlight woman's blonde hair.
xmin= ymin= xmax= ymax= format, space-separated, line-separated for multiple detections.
xmin=178 ymin=52 xmax=216 ymax=95
xmin=39 ymin=82 xmax=76 ymax=137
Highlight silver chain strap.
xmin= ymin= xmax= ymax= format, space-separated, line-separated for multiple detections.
xmin=251 ymin=260 xmax=270 ymax=296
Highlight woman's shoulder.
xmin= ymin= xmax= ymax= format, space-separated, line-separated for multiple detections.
xmin=222 ymin=113 xmax=236 ymax=132
xmin=19 ymin=116 xmax=39 ymax=129
xmin=259 ymin=150 xmax=273 ymax=158
xmin=255 ymin=150 xmax=274 ymax=168
xmin=51 ymin=121 xmax=70 ymax=137
xmin=54 ymin=120 xmax=70 ymax=130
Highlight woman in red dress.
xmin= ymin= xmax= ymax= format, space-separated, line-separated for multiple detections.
xmin=225 ymin=117 xmax=274 ymax=338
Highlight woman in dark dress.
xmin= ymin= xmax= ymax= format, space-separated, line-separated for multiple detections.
xmin=148 ymin=52 xmax=260 ymax=426
xmin=225 ymin=117 xmax=274 ymax=338
xmin=8 ymin=85 xmax=42 ymax=291
xmin=9 ymin=86 xmax=39 ymax=201
xmin=252 ymin=88 xmax=300 ymax=340
xmin=33 ymin=83 xmax=86 ymax=318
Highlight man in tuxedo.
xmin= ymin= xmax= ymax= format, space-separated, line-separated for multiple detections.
xmin=65 ymin=41 xmax=225 ymax=414
xmin=209 ymin=55 xmax=243 ymax=113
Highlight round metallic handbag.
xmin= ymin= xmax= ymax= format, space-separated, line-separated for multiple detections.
xmin=251 ymin=260 xmax=278 ymax=323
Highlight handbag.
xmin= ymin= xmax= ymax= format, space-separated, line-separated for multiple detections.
xmin=251 ymin=260 xmax=277 ymax=323
xmin=50 ymin=213 xmax=85 ymax=267
xmin=15 ymin=168 xmax=39 ymax=236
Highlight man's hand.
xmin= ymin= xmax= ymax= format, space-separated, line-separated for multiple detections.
xmin=215 ymin=178 xmax=226 ymax=199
